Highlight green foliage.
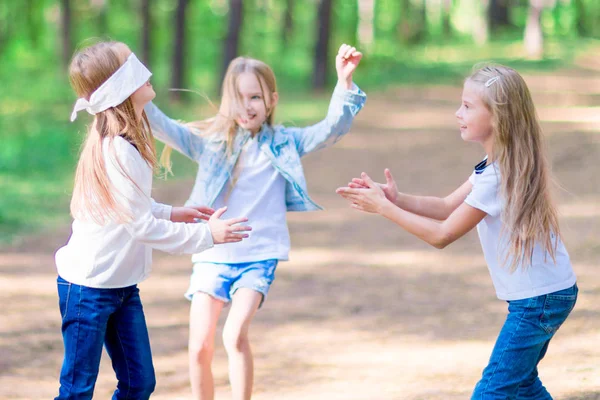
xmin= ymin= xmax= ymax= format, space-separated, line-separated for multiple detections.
xmin=1 ymin=0 xmax=597 ymax=244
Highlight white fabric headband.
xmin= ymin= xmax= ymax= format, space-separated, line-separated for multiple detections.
xmin=70 ymin=53 xmax=152 ymax=122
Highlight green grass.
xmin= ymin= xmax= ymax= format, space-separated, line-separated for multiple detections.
xmin=0 ymin=38 xmax=593 ymax=245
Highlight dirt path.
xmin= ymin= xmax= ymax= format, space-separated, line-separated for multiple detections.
xmin=1 ymin=70 xmax=599 ymax=399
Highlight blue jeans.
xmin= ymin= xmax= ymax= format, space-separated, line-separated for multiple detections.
xmin=472 ymin=284 xmax=578 ymax=399
xmin=55 ymin=276 xmax=156 ymax=400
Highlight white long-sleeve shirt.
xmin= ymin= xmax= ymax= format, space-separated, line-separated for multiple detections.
xmin=55 ymin=136 xmax=214 ymax=288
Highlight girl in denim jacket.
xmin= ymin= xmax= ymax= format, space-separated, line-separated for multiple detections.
xmin=145 ymin=44 xmax=366 ymax=399
xmin=338 ymin=64 xmax=576 ymax=399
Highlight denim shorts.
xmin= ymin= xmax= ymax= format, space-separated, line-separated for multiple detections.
xmin=184 ymin=259 xmax=278 ymax=307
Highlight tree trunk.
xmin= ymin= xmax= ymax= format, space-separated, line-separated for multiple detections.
xmin=524 ymin=0 xmax=544 ymax=59
xmin=357 ymin=0 xmax=374 ymax=50
xmin=171 ymin=0 xmax=188 ymax=102
xmin=313 ymin=0 xmax=333 ymax=90
xmin=473 ymin=0 xmax=489 ymax=46
xmin=573 ymin=0 xmax=587 ymax=37
xmin=282 ymin=0 xmax=294 ymax=47
xmin=488 ymin=0 xmax=511 ymax=32
xmin=397 ymin=0 xmax=412 ymax=44
xmin=221 ymin=0 xmax=243 ymax=86
xmin=442 ymin=0 xmax=453 ymax=38
xmin=141 ymin=0 xmax=151 ymax=66
xmin=60 ymin=0 xmax=72 ymax=69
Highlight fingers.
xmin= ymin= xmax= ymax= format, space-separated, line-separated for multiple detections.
xmin=384 ymin=168 xmax=395 ymax=185
xmin=337 ymin=43 xmax=350 ymax=57
xmin=344 ymin=46 xmax=357 ymax=60
xmin=336 ymin=187 xmax=359 ymax=195
xmin=211 ymin=206 xmax=227 ymax=219
xmin=224 ymin=217 xmax=250 ymax=226
xmin=361 ymin=172 xmax=376 ymax=187
xmin=337 ymin=44 xmax=359 ymax=60
xmin=191 ymin=206 xmax=215 ymax=216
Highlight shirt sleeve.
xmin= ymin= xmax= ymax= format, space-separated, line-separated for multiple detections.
xmin=144 ymin=102 xmax=205 ymax=161
xmin=283 ymin=82 xmax=366 ymax=158
xmin=151 ymin=199 xmax=172 ymax=220
xmin=106 ymin=142 xmax=214 ymax=254
xmin=464 ymin=167 xmax=502 ymax=217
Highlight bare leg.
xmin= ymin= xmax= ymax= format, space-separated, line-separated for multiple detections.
xmin=222 ymin=289 xmax=262 ymax=400
xmin=189 ymin=293 xmax=225 ymax=400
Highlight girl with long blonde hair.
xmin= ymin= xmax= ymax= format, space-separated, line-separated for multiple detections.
xmin=55 ymin=41 xmax=250 ymax=399
xmin=144 ymin=44 xmax=366 ymax=399
xmin=337 ymin=64 xmax=577 ymax=398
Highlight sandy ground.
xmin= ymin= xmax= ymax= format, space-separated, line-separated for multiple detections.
xmin=1 ymin=69 xmax=599 ymax=399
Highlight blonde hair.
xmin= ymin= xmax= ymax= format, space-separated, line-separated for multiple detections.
xmin=69 ymin=41 xmax=157 ymax=224
xmin=467 ymin=64 xmax=560 ymax=271
xmin=160 ymin=56 xmax=278 ymax=168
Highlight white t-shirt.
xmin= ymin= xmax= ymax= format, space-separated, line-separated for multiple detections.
xmin=192 ymin=136 xmax=289 ymax=264
xmin=55 ymin=136 xmax=214 ymax=288
xmin=464 ymin=161 xmax=576 ymax=300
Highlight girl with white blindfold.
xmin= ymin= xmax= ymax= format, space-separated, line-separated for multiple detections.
xmin=54 ymin=41 xmax=251 ymax=400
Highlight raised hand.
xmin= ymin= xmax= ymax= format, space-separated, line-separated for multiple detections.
xmin=336 ymin=172 xmax=390 ymax=214
xmin=336 ymin=43 xmax=363 ymax=90
xmin=207 ymin=207 xmax=252 ymax=244
xmin=170 ymin=205 xmax=215 ymax=223
xmin=348 ymin=168 xmax=399 ymax=206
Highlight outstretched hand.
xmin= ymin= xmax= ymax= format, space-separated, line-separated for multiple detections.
xmin=208 ymin=207 xmax=252 ymax=244
xmin=170 ymin=205 xmax=215 ymax=223
xmin=336 ymin=172 xmax=390 ymax=214
xmin=348 ymin=168 xmax=399 ymax=206
xmin=336 ymin=43 xmax=362 ymax=90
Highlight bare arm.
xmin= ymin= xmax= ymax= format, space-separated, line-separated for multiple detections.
xmin=349 ymin=169 xmax=472 ymax=220
xmin=395 ymin=179 xmax=473 ymax=220
xmin=337 ymin=173 xmax=485 ymax=249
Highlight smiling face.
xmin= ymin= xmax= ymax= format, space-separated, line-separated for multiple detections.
xmin=455 ymin=79 xmax=494 ymax=149
xmin=235 ymin=72 xmax=277 ymax=134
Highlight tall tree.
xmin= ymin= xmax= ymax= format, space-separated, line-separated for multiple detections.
xmin=472 ymin=0 xmax=489 ymax=46
xmin=442 ymin=0 xmax=453 ymax=38
xmin=524 ymin=0 xmax=545 ymax=59
xmin=60 ymin=0 xmax=73 ymax=69
xmin=488 ymin=0 xmax=511 ymax=33
xmin=573 ymin=0 xmax=587 ymax=37
xmin=281 ymin=0 xmax=294 ymax=47
xmin=91 ymin=0 xmax=108 ymax=36
xmin=357 ymin=0 xmax=374 ymax=50
xmin=221 ymin=0 xmax=243 ymax=86
xmin=141 ymin=0 xmax=151 ymax=66
xmin=313 ymin=0 xmax=333 ymax=89
xmin=171 ymin=0 xmax=188 ymax=102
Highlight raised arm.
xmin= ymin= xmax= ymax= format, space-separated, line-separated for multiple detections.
xmin=144 ymin=102 xmax=205 ymax=160
xmin=287 ymin=44 xmax=366 ymax=157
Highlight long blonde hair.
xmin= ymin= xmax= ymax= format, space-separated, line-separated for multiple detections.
xmin=468 ymin=64 xmax=560 ymax=270
xmin=160 ymin=56 xmax=278 ymax=168
xmin=69 ymin=41 xmax=157 ymax=224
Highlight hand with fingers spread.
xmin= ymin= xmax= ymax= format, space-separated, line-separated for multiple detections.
xmin=170 ymin=205 xmax=215 ymax=223
xmin=207 ymin=207 xmax=252 ymax=244
xmin=348 ymin=168 xmax=399 ymax=206
xmin=336 ymin=172 xmax=391 ymax=214
xmin=336 ymin=43 xmax=363 ymax=90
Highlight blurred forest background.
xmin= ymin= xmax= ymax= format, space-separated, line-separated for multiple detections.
xmin=1 ymin=0 xmax=600 ymax=243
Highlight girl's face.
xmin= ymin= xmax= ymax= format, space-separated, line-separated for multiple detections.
xmin=455 ymin=80 xmax=493 ymax=146
xmin=236 ymin=72 xmax=278 ymax=134
xmin=116 ymin=44 xmax=155 ymax=110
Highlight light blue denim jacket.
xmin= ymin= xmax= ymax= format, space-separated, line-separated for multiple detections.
xmin=144 ymin=83 xmax=366 ymax=212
